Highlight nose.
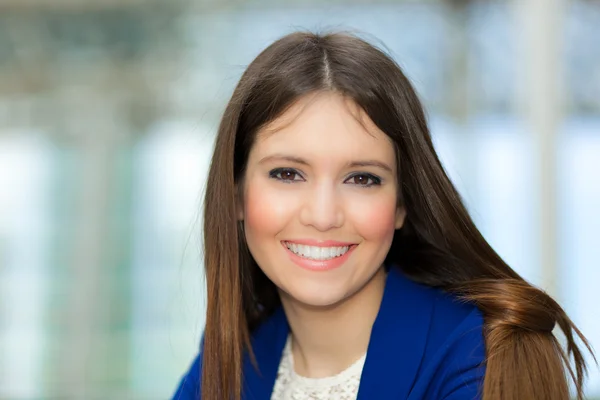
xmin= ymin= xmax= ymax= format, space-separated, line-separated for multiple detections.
xmin=298 ymin=181 xmax=344 ymax=231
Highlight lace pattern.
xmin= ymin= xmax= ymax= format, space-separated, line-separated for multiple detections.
xmin=270 ymin=335 xmax=366 ymax=400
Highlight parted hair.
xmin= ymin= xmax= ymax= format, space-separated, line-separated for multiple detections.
xmin=201 ymin=31 xmax=595 ymax=400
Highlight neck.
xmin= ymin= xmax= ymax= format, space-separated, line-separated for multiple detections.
xmin=279 ymin=266 xmax=387 ymax=378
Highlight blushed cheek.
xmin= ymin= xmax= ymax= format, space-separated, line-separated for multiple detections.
xmin=244 ymin=183 xmax=293 ymax=239
xmin=351 ymin=197 xmax=398 ymax=241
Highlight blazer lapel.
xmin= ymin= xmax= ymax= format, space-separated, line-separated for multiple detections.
xmin=242 ymin=307 xmax=289 ymax=400
xmin=357 ymin=266 xmax=435 ymax=399
xmin=241 ymin=266 xmax=434 ymax=400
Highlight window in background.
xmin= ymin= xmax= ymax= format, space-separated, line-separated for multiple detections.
xmin=559 ymin=117 xmax=600 ymax=395
xmin=0 ymin=131 xmax=54 ymax=399
xmin=562 ymin=3 xmax=600 ymax=393
xmin=129 ymin=120 xmax=213 ymax=397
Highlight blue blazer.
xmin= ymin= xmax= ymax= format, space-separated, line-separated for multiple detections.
xmin=172 ymin=266 xmax=486 ymax=399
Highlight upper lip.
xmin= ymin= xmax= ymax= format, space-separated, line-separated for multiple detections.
xmin=282 ymin=239 xmax=356 ymax=247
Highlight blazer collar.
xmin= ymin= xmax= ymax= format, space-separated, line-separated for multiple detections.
xmin=242 ymin=266 xmax=434 ymax=399
xmin=357 ymin=266 xmax=434 ymax=399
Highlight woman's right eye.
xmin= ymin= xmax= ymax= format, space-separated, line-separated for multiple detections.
xmin=269 ymin=168 xmax=303 ymax=182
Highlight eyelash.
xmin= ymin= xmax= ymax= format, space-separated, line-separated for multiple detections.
xmin=268 ymin=168 xmax=382 ymax=188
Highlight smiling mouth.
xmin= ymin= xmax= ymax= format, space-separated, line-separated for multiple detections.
xmin=282 ymin=241 xmax=357 ymax=261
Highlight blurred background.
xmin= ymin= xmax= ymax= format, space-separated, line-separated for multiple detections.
xmin=0 ymin=0 xmax=598 ymax=398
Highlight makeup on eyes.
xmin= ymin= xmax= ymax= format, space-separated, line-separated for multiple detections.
xmin=268 ymin=167 xmax=382 ymax=187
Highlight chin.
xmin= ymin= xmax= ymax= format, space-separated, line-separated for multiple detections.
xmin=281 ymin=285 xmax=350 ymax=309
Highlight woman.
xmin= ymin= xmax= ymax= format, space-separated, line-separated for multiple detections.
xmin=172 ymin=31 xmax=594 ymax=400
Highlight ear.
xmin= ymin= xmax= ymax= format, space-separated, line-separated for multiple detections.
xmin=235 ymin=184 xmax=244 ymax=221
xmin=395 ymin=206 xmax=406 ymax=230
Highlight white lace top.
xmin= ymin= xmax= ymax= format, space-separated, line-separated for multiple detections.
xmin=270 ymin=335 xmax=366 ymax=400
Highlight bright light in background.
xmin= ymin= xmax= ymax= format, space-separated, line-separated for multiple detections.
xmin=0 ymin=132 xmax=53 ymax=398
xmin=431 ymin=116 xmax=539 ymax=284
xmin=129 ymin=120 xmax=214 ymax=396
xmin=559 ymin=118 xmax=600 ymax=394
xmin=471 ymin=117 xmax=539 ymax=285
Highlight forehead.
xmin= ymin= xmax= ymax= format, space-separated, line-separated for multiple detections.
xmin=251 ymin=93 xmax=395 ymax=166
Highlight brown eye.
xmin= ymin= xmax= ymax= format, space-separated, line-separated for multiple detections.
xmin=352 ymin=175 xmax=370 ymax=185
xmin=280 ymin=170 xmax=297 ymax=181
xmin=346 ymin=173 xmax=381 ymax=187
xmin=269 ymin=168 xmax=303 ymax=183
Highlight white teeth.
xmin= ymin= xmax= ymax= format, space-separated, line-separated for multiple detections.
xmin=284 ymin=242 xmax=351 ymax=260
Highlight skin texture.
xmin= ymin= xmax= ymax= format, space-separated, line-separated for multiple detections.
xmin=238 ymin=92 xmax=406 ymax=377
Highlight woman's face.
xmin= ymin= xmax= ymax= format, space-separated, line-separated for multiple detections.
xmin=239 ymin=92 xmax=405 ymax=308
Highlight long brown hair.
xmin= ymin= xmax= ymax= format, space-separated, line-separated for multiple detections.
xmin=201 ymin=31 xmax=595 ymax=400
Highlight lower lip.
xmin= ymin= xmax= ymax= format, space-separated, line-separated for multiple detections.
xmin=281 ymin=242 xmax=357 ymax=272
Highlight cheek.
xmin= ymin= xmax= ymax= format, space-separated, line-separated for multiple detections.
xmin=348 ymin=195 xmax=398 ymax=240
xmin=244 ymin=182 xmax=294 ymax=237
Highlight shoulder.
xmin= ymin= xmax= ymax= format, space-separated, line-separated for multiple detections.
xmin=385 ymin=266 xmax=485 ymax=342
xmin=170 ymin=308 xmax=289 ymax=400
xmin=429 ymin=285 xmax=486 ymax=350
xmin=409 ymin=278 xmax=487 ymax=399
xmin=380 ymin=267 xmax=486 ymax=399
xmin=386 ymin=266 xmax=485 ymax=348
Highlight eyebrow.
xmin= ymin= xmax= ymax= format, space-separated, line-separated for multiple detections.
xmin=258 ymin=154 xmax=394 ymax=173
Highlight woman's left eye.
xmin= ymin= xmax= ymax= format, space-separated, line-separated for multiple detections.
xmin=345 ymin=174 xmax=381 ymax=187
